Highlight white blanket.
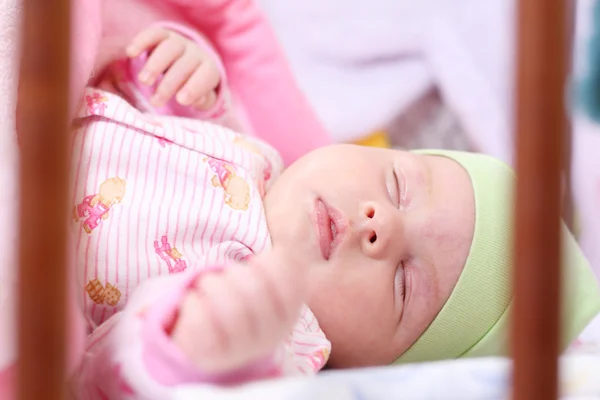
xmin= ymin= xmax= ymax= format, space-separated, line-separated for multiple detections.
xmin=173 ymin=314 xmax=600 ymax=399
xmin=174 ymin=353 xmax=600 ymax=400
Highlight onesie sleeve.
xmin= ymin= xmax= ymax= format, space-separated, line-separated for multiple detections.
xmin=69 ymin=270 xmax=201 ymax=399
xmin=69 ymin=265 xmax=310 ymax=398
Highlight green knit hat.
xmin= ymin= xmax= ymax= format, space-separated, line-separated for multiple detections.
xmin=395 ymin=150 xmax=600 ymax=363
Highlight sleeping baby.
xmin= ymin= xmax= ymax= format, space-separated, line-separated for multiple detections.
xmin=69 ymin=24 xmax=600 ymax=398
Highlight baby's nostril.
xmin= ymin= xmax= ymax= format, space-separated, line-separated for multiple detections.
xmin=369 ymin=234 xmax=377 ymax=244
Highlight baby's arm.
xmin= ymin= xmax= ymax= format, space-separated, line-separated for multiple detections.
xmin=160 ymin=0 xmax=334 ymax=165
xmin=173 ymin=251 xmax=331 ymax=377
xmin=71 ymin=251 xmax=308 ymax=397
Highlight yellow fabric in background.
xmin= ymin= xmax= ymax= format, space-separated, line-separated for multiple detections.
xmin=353 ymin=131 xmax=391 ymax=148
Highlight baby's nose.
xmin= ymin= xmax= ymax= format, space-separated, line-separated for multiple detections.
xmin=359 ymin=202 xmax=393 ymax=259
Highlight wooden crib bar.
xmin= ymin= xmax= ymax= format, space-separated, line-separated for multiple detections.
xmin=16 ymin=0 xmax=71 ymax=399
xmin=511 ymin=0 xmax=569 ymax=399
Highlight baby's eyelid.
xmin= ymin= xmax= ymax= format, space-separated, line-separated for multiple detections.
xmin=392 ymin=168 xmax=401 ymax=207
xmin=395 ymin=261 xmax=406 ymax=299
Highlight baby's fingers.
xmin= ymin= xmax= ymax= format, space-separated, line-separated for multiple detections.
xmin=198 ymin=272 xmax=262 ymax=363
xmin=174 ymin=272 xmax=249 ymax=373
xmin=153 ymin=54 xmax=199 ymax=108
xmin=249 ymin=251 xmax=308 ymax=322
xmin=173 ymin=285 xmax=224 ymax=365
xmin=192 ymin=91 xmax=217 ymax=110
xmin=227 ymin=265 xmax=293 ymax=344
xmin=139 ymin=40 xmax=185 ymax=91
xmin=126 ymin=26 xmax=171 ymax=58
xmin=176 ymin=62 xmax=220 ymax=107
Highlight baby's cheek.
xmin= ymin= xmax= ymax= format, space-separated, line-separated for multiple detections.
xmin=306 ymin=290 xmax=344 ymax=341
xmin=406 ymin=262 xmax=443 ymax=332
xmin=435 ymin=235 xmax=470 ymax=300
xmin=308 ymin=278 xmax=363 ymax=327
xmin=421 ymin=214 xmax=469 ymax=294
xmin=414 ymin=269 xmax=437 ymax=310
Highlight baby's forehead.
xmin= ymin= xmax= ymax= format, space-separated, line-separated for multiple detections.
xmin=387 ymin=148 xmax=439 ymax=163
xmin=388 ymin=148 xmax=412 ymax=156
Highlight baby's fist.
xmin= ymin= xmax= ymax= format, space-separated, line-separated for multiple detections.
xmin=172 ymin=251 xmax=307 ymax=374
xmin=126 ymin=26 xmax=220 ymax=110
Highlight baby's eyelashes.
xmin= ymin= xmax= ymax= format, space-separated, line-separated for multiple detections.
xmin=387 ymin=167 xmax=402 ymax=208
xmin=394 ymin=262 xmax=408 ymax=318
xmin=392 ymin=170 xmax=401 ymax=207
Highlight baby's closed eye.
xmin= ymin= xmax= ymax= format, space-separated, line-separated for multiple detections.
xmin=395 ymin=262 xmax=406 ymax=300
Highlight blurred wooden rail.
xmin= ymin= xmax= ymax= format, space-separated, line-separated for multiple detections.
xmin=512 ymin=0 xmax=570 ymax=399
xmin=16 ymin=0 xmax=71 ymax=399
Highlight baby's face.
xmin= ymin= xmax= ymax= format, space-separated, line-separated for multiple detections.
xmin=264 ymin=145 xmax=475 ymax=367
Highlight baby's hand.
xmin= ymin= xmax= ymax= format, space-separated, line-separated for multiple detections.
xmin=126 ymin=26 xmax=221 ymax=110
xmin=172 ymin=250 xmax=307 ymax=374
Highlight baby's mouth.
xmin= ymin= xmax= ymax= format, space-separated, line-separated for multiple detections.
xmin=315 ymin=199 xmax=347 ymax=260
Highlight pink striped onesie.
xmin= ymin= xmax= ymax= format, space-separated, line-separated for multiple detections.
xmin=68 ymin=28 xmax=330 ymax=400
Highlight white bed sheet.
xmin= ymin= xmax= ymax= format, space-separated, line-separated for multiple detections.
xmin=174 ymin=353 xmax=600 ymax=400
xmin=173 ymin=314 xmax=600 ymax=400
